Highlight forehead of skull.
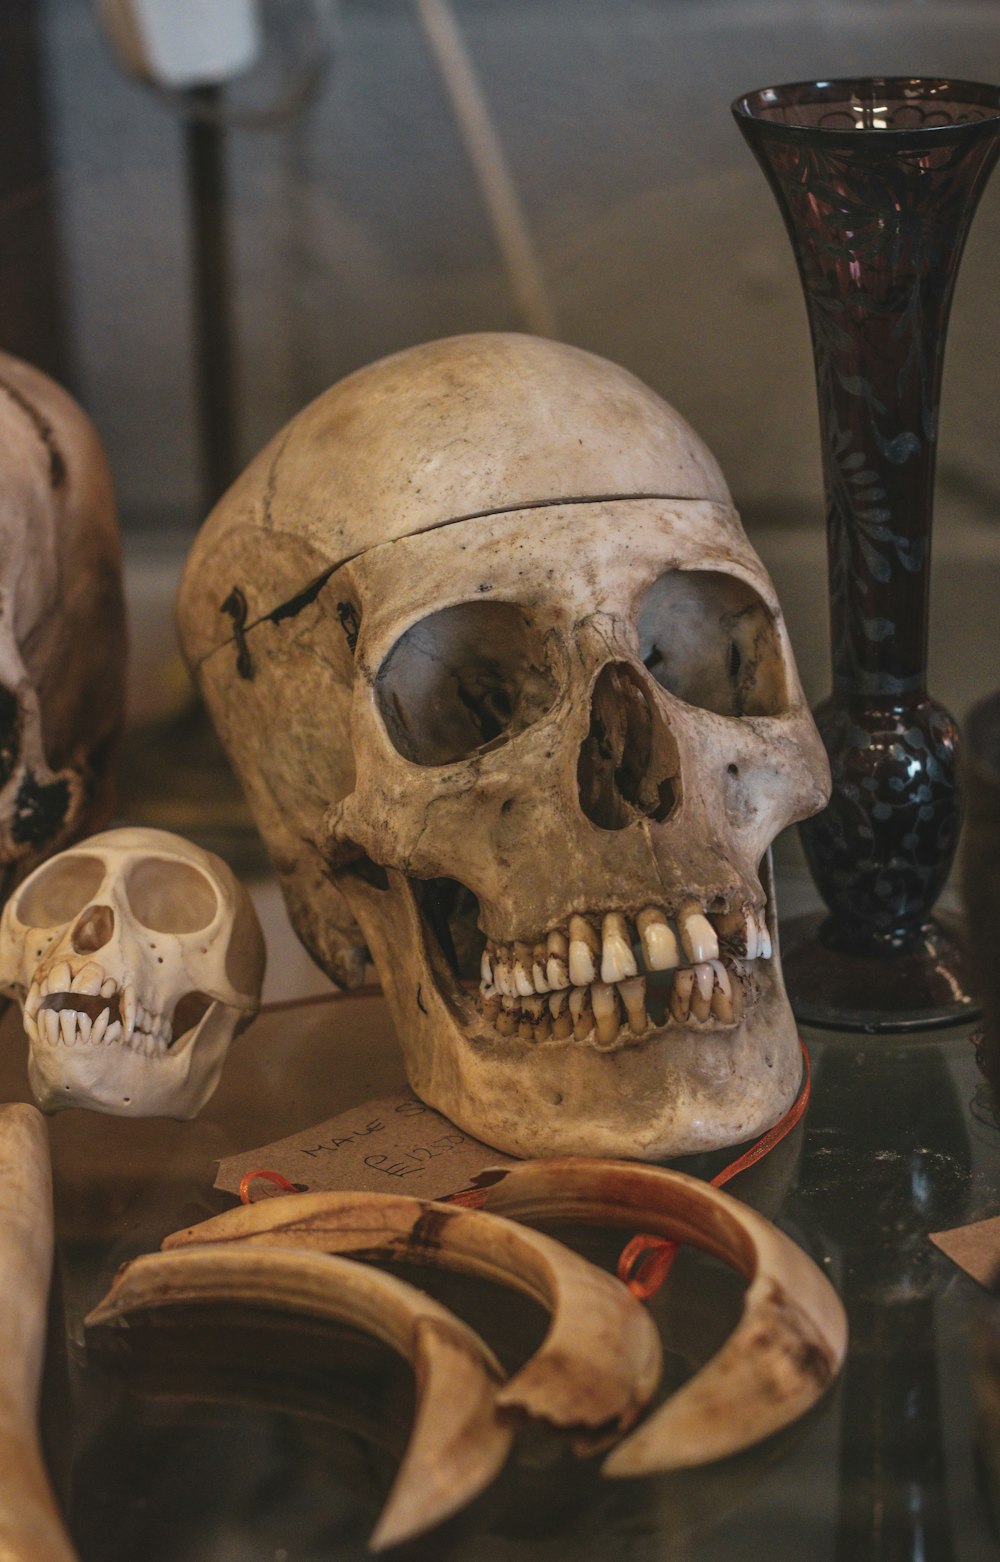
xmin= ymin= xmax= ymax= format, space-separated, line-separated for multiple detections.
xmin=9 ymin=828 xmax=236 ymax=929
xmin=178 ymin=334 xmax=732 ymax=668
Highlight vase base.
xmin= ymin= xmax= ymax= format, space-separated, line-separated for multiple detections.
xmin=780 ymin=911 xmax=980 ymax=1033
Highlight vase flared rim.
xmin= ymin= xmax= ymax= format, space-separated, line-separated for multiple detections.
xmin=732 ymin=76 xmax=1000 ymax=146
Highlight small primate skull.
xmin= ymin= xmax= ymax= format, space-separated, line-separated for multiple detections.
xmin=0 ymin=352 xmax=126 ymax=902
xmin=178 ymin=334 xmax=829 ymax=1159
xmin=0 ymin=827 xmax=265 ymax=1118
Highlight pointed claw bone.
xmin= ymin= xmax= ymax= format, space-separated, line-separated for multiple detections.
xmin=161 ymin=1189 xmax=661 ymax=1446
xmin=85 ymin=1244 xmax=512 ymax=1552
xmin=0 ymin=1103 xmax=79 ymax=1561
xmin=479 ymin=1157 xmax=847 ymax=1474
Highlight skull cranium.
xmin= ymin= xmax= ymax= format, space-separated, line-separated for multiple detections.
xmin=0 ymin=827 xmax=264 ymax=1118
xmin=0 ymin=352 xmax=126 ymax=899
xmin=177 ymin=334 xmax=829 ymax=1158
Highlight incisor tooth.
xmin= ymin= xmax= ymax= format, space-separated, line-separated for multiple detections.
xmin=59 ymin=1010 xmax=76 ymax=1046
xmin=670 ymin=968 xmax=695 ymax=1023
xmin=691 ymin=982 xmax=712 ymax=1023
xmin=568 ymin=915 xmax=598 ymax=986
xmin=601 ymin=913 xmax=637 ymax=985
xmin=694 ymin=963 xmax=714 ymax=1002
xmin=100 ymin=977 xmax=116 ymax=999
xmin=44 ymin=1010 xmax=59 ymax=1046
xmin=592 ymin=982 xmax=621 ymax=1046
xmin=678 ymin=907 xmax=719 ymax=964
xmin=711 ymin=983 xmax=736 ymax=1024
xmin=72 ymin=962 xmax=104 ymax=995
xmin=92 ymin=1007 xmax=110 ymax=1044
xmin=636 ymin=908 xmax=679 ymax=971
xmin=709 ymin=960 xmax=731 ymax=997
xmin=619 ymin=975 xmax=648 ymax=1037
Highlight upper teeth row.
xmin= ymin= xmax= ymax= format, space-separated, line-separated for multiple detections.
xmin=481 ymin=904 xmax=771 ymax=998
xmin=23 ymin=960 xmax=173 ymax=1054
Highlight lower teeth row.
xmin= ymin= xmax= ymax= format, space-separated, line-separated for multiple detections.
xmin=477 ymin=960 xmax=747 ymax=1044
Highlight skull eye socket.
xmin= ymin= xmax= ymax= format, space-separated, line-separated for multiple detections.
xmin=124 ymin=858 xmax=220 ymax=934
xmin=376 ymin=602 xmax=558 ymax=766
xmin=638 ymin=570 xmax=788 ymax=717
xmin=15 ymin=854 xmax=105 ymax=926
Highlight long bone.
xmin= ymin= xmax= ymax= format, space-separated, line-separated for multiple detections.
xmin=85 ymin=1244 xmax=512 ymax=1551
xmin=160 ymin=1189 xmax=662 ymax=1445
xmin=479 ymin=1157 xmax=848 ymax=1474
xmin=0 ymin=1102 xmax=78 ymax=1562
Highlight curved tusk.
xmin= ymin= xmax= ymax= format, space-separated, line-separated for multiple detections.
xmin=85 ymin=1244 xmax=511 ymax=1551
xmin=479 ymin=1157 xmax=848 ymax=1475
xmin=162 ymin=1189 xmax=661 ymax=1445
xmin=0 ymin=1102 xmax=78 ymax=1562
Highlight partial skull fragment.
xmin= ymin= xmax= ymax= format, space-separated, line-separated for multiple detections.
xmin=177 ymin=333 xmax=830 ymax=1158
xmin=0 ymin=352 xmax=125 ymax=901
xmin=0 ymin=827 xmax=264 ymax=1118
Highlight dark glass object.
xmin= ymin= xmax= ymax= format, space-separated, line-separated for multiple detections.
xmin=733 ymin=78 xmax=1000 ymax=1030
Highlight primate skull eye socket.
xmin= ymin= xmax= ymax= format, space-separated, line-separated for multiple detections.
xmin=638 ymin=570 xmax=788 ymax=717
xmin=15 ymin=855 xmax=105 ymax=927
xmin=124 ymin=859 xmax=220 ymax=934
xmin=376 ymin=602 xmax=557 ymax=766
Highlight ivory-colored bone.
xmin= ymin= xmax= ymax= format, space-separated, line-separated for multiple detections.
xmin=85 ymin=1244 xmax=512 ymax=1551
xmin=0 ymin=1102 xmax=78 ymax=1562
xmin=480 ymin=1157 xmax=847 ymax=1473
xmin=161 ymin=1189 xmax=661 ymax=1443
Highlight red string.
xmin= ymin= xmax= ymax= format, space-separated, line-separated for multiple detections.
xmin=617 ymin=1039 xmax=812 ymax=1300
xmin=239 ymin=1169 xmax=300 ymax=1204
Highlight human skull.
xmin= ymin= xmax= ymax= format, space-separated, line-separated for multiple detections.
xmin=177 ymin=334 xmax=829 ymax=1159
xmin=0 ymin=351 xmax=126 ymax=901
xmin=0 ymin=827 xmax=264 ymax=1118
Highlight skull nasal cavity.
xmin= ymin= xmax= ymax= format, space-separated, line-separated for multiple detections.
xmin=71 ymin=904 xmax=114 ymax=953
xmin=578 ymin=662 xmax=679 ymax=831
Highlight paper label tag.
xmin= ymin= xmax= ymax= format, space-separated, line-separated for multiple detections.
xmin=215 ymin=1089 xmax=517 ymax=1202
xmin=930 ymin=1215 xmax=1000 ymax=1292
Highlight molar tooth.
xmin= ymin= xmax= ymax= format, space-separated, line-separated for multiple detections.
xmin=479 ymin=986 xmax=501 ymax=1023
xmin=636 ymin=907 xmax=679 ymax=971
xmin=568 ymin=985 xmax=594 ymax=1041
xmin=513 ymin=945 xmax=535 ymax=998
xmin=619 ymin=975 xmax=648 ymax=1037
xmin=600 ymin=913 xmax=637 ymax=985
xmin=521 ymin=995 xmax=548 ymax=1042
xmin=531 ymin=944 xmax=550 ymax=993
xmin=568 ymin=915 xmax=598 ymax=986
xmin=678 ymin=906 xmax=720 ymax=964
xmin=72 ymin=963 xmax=104 ymax=995
xmin=546 ymin=930 xmax=570 ymax=991
xmin=496 ymin=996 xmax=520 ymax=1036
xmin=92 ymin=1008 xmax=110 ymax=1044
xmin=670 ymin=967 xmax=696 ymax=1024
xmin=44 ymin=1010 xmax=59 ymax=1046
xmin=592 ymin=982 xmax=622 ymax=1046
xmin=494 ymin=957 xmax=514 ymax=998
xmin=60 ymin=1010 xmax=77 ymax=1046
xmin=48 ymin=961 xmax=71 ymax=995
xmin=100 ymin=977 xmax=117 ymax=999
xmin=694 ymin=962 xmax=714 ymax=1002
xmin=548 ymin=989 xmax=573 ymax=1038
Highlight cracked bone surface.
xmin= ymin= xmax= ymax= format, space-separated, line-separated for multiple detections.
xmin=0 ymin=1103 xmax=78 ymax=1562
xmin=85 ymin=1244 xmax=512 ymax=1552
xmin=0 ymin=827 xmax=264 ymax=1118
xmin=481 ymin=1157 xmax=848 ymax=1473
xmin=162 ymin=1188 xmax=662 ymax=1445
xmin=177 ymin=332 xmax=830 ymax=1158
xmin=0 ymin=352 xmax=125 ymax=901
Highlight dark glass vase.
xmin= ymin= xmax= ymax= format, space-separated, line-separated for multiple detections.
xmin=733 ymin=78 xmax=1000 ymax=1031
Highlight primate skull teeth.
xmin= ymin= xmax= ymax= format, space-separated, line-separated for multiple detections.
xmin=177 ymin=333 xmax=830 ymax=1159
